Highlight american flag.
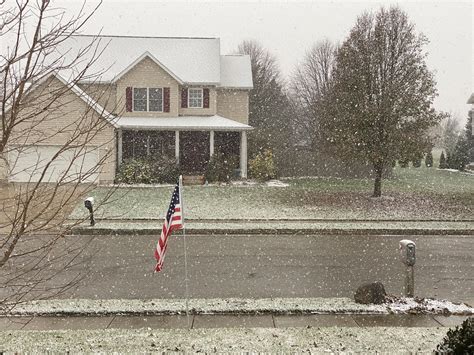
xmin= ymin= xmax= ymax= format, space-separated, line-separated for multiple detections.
xmin=154 ymin=179 xmax=184 ymax=272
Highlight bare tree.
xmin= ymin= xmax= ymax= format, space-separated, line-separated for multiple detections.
xmin=0 ymin=1 xmax=117 ymax=308
xmin=290 ymin=40 xmax=337 ymax=151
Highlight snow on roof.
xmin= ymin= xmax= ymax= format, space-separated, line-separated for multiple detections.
xmin=115 ymin=115 xmax=252 ymax=131
xmin=467 ymin=93 xmax=474 ymax=104
xmin=219 ymin=55 xmax=253 ymax=89
xmin=56 ymin=35 xmax=221 ymax=84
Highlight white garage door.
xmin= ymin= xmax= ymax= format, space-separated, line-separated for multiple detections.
xmin=8 ymin=145 xmax=99 ymax=183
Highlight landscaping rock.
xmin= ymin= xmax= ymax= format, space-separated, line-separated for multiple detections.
xmin=354 ymin=282 xmax=387 ymax=304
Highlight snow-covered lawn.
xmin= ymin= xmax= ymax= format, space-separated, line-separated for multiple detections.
xmin=0 ymin=327 xmax=447 ymax=353
xmin=4 ymin=297 xmax=473 ymax=316
xmin=69 ymin=167 xmax=473 ymax=221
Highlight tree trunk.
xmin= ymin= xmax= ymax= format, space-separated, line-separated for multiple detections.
xmin=373 ymin=161 xmax=383 ymax=197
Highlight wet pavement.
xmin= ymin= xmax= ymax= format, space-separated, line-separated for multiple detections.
xmin=2 ymin=233 xmax=473 ymax=304
xmin=0 ymin=314 xmax=470 ymax=331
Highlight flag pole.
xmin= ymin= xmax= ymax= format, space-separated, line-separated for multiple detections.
xmin=179 ymin=175 xmax=190 ymax=328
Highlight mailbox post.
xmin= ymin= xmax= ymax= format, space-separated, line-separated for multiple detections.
xmin=399 ymin=239 xmax=416 ymax=297
xmin=84 ymin=197 xmax=95 ymax=226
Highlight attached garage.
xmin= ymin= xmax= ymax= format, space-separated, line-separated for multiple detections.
xmin=8 ymin=145 xmax=100 ymax=183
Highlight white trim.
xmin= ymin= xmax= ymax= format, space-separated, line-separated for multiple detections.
xmin=115 ymin=115 xmax=253 ymax=131
xmin=187 ymin=88 xmax=203 ymax=108
xmin=112 ymin=52 xmax=184 ymax=84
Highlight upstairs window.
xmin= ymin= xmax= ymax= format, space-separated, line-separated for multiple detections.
xmin=188 ymin=88 xmax=203 ymax=108
xmin=133 ymin=87 xmax=163 ymax=112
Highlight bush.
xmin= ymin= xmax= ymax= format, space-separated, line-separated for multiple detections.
xmin=412 ymin=158 xmax=422 ymax=168
xmin=436 ymin=317 xmax=474 ymax=353
xmin=399 ymin=159 xmax=409 ymax=168
xmin=116 ymin=159 xmax=153 ymax=184
xmin=249 ymin=149 xmax=277 ymax=181
xmin=149 ymin=156 xmax=180 ymax=183
xmin=425 ymin=151 xmax=433 ymax=167
xmin=205 ymin=153 xmax=237 ymax=183
xmin=439 ymin=151 xmax=447 ymax=169
xmin=116 ymin=157 xmax=179 ymax=184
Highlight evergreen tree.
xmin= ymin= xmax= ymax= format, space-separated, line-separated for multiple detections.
xmin=450 ymin=135 xmax=470 ymax=171
xmin=446 ymin=151 xmax=453 ymax=169
xmin=236 ymin=41 xmax=292 ymax=175
xmin=412 ymin=158 xmax=422 ymax=168
xmin=439 ymin=151 xmax=447 ymax=169
xmin=425 ymin=151 xmax=433 ymax=167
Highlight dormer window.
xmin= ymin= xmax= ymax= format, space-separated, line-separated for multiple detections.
xmin=188 ymin=88 xmax=203 ymax=108
xmin=133 ymin=87 xmax=163 ymax=112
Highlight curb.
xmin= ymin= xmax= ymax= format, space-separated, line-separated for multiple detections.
xmin=70 ymin=227 xmax=474 ymax=236
xmin=2 ymin=297 xmax=473 ymax=317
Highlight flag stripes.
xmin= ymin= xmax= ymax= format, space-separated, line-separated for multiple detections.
xmin=154 ymin=181 xmax=183 ymax=272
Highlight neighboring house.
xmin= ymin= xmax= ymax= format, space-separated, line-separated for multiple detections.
xmin=3 ymin=36 xmax=253 ymax=184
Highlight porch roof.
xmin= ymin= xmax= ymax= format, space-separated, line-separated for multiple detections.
xmin=115 ymin=115 xmax=253 ymax=131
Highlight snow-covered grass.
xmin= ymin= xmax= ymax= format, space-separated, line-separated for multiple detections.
xmin=69 ymin=168 xmax=473 ymax=221
xmin=3 ymin=297 xmax=473 ymax=316
xmin=74 ymin=220 xmax=474 ymax=234
xmin=0 ymin=327 xmax=447 ymax=353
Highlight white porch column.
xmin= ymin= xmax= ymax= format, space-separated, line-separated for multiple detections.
xmin=117 ymin=129 xmax=123 ymax=167
xmin=240 ymin=130 xmax=248 ymax=179
xmin=175 ymin=131 xmax=180 ymax=164
xmin=209 ymin=130 xmax=215 ymax=158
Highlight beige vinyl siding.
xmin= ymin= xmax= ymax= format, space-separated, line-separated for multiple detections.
xmin=179 ymin=86 xmax=217 ymax=116
xmin=116 ymin=56 xmax=179 ymax=117
xmin=78 ymin=83 xmax=117 ymax=114
xmin=216 ymin=89 xmax=249 ymax=124
xmin=8 ymin=76 xmax=116 ymax=183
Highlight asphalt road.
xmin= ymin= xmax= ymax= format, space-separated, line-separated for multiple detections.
xmin=3 ymin=233 xmax=473 ymax=304
xmin=37 ymin=233 xmax=470 ymax=305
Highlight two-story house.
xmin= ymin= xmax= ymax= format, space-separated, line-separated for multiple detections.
xmin=4 ymin=35 xmax=253 ymax=184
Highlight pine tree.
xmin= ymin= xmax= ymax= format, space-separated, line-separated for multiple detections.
xmin=425 ymin=151 xmax=433 ymax=167
xmin=446 ymin=152 xmax=453 ymax=169
xmin=412 ymin=158 xmax=422 ymax=168
xmin=439 ymin=151 xmax=447 ymax=169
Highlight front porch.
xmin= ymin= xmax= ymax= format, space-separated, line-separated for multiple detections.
xmin=115 ymin=115 xmax=252 ymax=179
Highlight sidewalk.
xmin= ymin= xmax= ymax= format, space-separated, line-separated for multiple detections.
xmin=0 ymin=314 xmax=465 ymax=353
xmin=71 ymin=219 xmax=474 ymax=235
xmin=0 ymin=313 xmax=469 ymax=331
xmin=1 ymin=297 xmax=471 ymax=352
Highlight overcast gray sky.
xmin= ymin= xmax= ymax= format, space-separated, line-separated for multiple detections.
xmin=62 ymin=0 xmax=473 ymax=120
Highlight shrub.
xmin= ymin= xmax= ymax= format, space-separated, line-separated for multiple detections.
xmin=116 ymin=159 xmax=153 ymax=184
xmin=439 ymin=151 xmax=447 ymax=169
xmin=149 ymin=156 xmax=180 ymax=183
xmin=425 ymin=151 xmax=433 ymax=167
xmin=436 ymin=317 xmax=474 ymax=353
xmin=399 ymin=159 xmax=409 ymax=168
xmin=116 ymin=157 xmax=179 ymax=184
xmin=249 ymin=149 xmax=277 ymax=181
xmin=205 ymin=153 xmax=237 ymax=183
xmin=412 ymin=158 xmax=422 ymax=168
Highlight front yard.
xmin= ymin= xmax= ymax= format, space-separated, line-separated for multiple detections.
xmin=69 ymin=167 xmax=473 ymax=221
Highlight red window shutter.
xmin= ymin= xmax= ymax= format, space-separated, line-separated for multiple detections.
xmin=126 ymin=87 xmax=132 ymax=112
xmin=163 ymin=87 xmax=170 ymax=112
xmin=203 ymin=88 xmax=210 ymax=108
xmin=181 ymin=88 xmax=188 ymax=108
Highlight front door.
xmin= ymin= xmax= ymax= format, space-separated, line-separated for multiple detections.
xmin=180 ymin=131 xmax=210 ymax=174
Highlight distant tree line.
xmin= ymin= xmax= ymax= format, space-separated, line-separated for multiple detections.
xmin=238 ymin=6 xmax=451 ymax=196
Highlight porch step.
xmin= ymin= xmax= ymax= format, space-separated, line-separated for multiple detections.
xmin=182 ymin=175 xmax=205 ymax=185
